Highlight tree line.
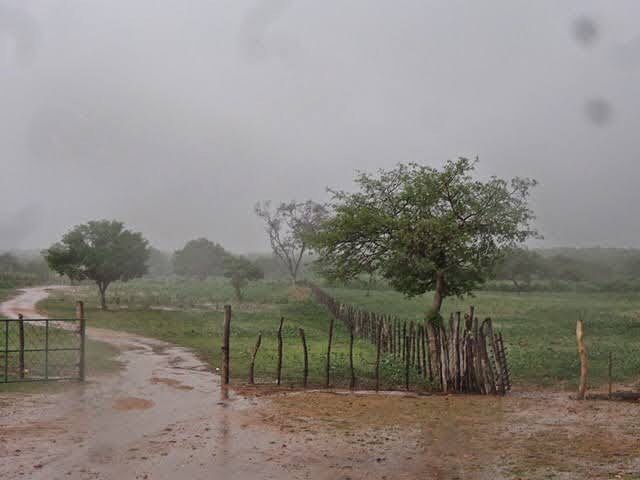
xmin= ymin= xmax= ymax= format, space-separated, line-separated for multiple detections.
xmin=40 ymin=157 xmax=542 ymax=317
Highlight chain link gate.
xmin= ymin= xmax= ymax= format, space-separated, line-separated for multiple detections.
xmin=0 ymin=302 xmax=86 ymax=383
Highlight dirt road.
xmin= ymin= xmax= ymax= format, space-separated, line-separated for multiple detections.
xmin=1 ymin=288 xmax=640 ymax=479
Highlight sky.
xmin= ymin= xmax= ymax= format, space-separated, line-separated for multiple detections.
xmin=1 ymin=1 xmax=640 ymax=253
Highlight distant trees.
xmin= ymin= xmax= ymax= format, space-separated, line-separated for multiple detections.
xmin=254 ymin=200 xmax=328 ymax=283
xmin=173 ymin=238 xmax=228 ymax=280
xmin=0 ymin=253 xmax=19 ymax=272
xmin=146 ymin=247 xmax=173 ymax=277
xmin=44 ymin=220 xmax=149 ymax=310
xmin=311 ymin=158 xmax=538 ymax=315
xmin=224 ymin=255 xmax=264 ymax=301
xmin=494 ymin=247 xmax=544 ymax=293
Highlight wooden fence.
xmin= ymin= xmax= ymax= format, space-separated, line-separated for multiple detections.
xmin=305 ymin=282 xmax=511 ymax=395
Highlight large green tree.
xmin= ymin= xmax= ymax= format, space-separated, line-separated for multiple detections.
xmin=173 ymin=238 xmax=229 ymax=280
xmin=311 ymin=158 xmax=538 ymax=315
xmin=44 ymin=220 xmax=149 ymax=310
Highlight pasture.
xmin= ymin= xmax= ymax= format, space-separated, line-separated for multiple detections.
xmin=38 ymin=278 xmax=640 ymax=390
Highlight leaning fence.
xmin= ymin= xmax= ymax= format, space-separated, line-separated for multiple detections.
xmin=304 ymin=283 xmax=511 ymax=394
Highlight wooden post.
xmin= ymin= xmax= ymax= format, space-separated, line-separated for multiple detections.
xmin=276 ymin=316 xmax=284 ymax=386
xmin=18 ymin=314 xmax=25 ymax=379
xmin=325 ymin=316 xmax=334 ymax=388
xmin=299 ymin=328 xmax=308 ymax=388
xmin=404 ymin=335 xmax=410 ymax=390
xmin=349 ymin=322 xmax=356 ymax=389
xmin=608 ymin=351 xmax=613 ymax=399
xmin=375 ymin=322 xmax=383 ymax=391
xmin=76 ymin=302 xmax=86 ymax=382
xmin=222 ymin=305 xmax=231 ymax=385
xmin=576 ymin=318 xmax=587 ymax=400
xmin=248 ymin=333 xmax=262 ymax=384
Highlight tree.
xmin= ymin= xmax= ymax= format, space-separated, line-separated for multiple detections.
xmin=173 ymin=238 xmax=229 ymax=280
xmin=254 ymin=200 xmax=328 ymax=283
xmin=494 ymin=247 xmax=543 ymax=293
xmin=44 ymin=220 xmax=149 ymax=310
xmin=311 ymin=158 xmax=538 ymax=315
xmin=223 ymin=255 xmax=264 ymax=301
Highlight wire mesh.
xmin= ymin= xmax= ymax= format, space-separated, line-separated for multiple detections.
xmin=0 ymin=318 xmax=82 ymax=382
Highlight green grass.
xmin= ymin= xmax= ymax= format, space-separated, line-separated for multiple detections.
xmin=36 ymin=278 xmax=640 ymax=390
xmin=326 ymin=286 xmax=640 ymax=388
xmin=40 ymin=278 xmax=427 ymax=390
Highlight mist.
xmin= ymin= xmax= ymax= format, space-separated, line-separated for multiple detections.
xmin=2 ymin=0 xmax=640 ymax=252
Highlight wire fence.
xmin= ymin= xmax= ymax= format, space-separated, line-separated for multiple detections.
xmin=0 ymin=315 xmax=85 ymax=383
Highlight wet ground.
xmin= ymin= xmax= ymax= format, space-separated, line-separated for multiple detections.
xmin=1 ymin=288 xmax=639 ymax=479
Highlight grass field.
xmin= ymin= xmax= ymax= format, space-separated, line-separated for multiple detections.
xmin=41 ymin=279 xmax=406 ymax=390
xmin=38 ymin=278 xmax=640 ymax=390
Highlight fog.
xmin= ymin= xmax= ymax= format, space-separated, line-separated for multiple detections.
xmin=1 ymin=1 xmax=640 ymax=252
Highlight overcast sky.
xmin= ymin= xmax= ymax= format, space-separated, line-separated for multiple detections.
xmin=1 ymin=1 xmax=640 ymax=252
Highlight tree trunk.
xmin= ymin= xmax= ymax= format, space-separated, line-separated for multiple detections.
xmin=431 ymin=272 xmax=445 ymax=314
xmin=98 ymin=282 xmax=108 ymax=311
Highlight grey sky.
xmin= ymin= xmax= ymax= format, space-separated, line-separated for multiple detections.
xmin=1 ymin=1 xmax=639 ymax=252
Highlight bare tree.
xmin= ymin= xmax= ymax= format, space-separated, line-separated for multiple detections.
xmin=254 ymin=200 xmax=327 ymax=283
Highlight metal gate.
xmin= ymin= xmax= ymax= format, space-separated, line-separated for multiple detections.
xmin=0 ymin=308 xmax=86 ymax=383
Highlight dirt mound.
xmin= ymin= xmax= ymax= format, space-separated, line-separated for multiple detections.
xmin=287 ymin=285 xmax=311 ymax=302
xmin=112 ymin=397 xmax=155 ymax=411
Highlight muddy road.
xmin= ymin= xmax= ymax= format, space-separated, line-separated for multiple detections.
xmin=1 ymin=288 xmax=640 ymax=479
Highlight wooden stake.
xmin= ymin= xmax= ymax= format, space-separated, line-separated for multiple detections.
xmin=248 ymin=333 xmax=262 ymax=384
xmin=375 ymin=321 xmax=383 ymax=391
xmin=222 ymin=305 xmax=231 ymax=385
xmin=404 ymin=335 xmax=410 ymax=390
xmin=608 ymin=351 xmax=612 ymax=399
xmin=18 ymin=313 xmax=25 ymax=379
xmin=325 ymin=316 xmax=334 ymax=388
xmin=276 ymin=316 xmax=285 ymax=385
xmin=349 ymin=322 xmax=356 ymax=389
xmin=76 ymin=302 xmax=86 ymax=382
xmin=299 ymin=328 xmax=308 ymax=388
xmin=576 ymin=318 xmax=588 ymax=400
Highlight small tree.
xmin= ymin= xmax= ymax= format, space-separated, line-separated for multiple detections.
xmin=254 ymin=200 xmax=327 ymax=283
xmin=44 ymin=220 xmax=149 ymax=310
xmin=224 ymin=255 xmax=264 ymax=302
xmin=173 ymin=238 xmax=229 ymax=280
xmin=311 ymin=158 xmax=538 ymax=315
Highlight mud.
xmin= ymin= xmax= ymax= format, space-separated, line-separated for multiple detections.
xmin=1 ymin=287 xmax=639 ymax=479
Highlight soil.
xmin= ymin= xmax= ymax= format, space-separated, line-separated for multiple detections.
xmin=1 ymin=287 xmax=639 ymax=479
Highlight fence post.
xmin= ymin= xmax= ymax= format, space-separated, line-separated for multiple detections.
xmin=4 ymin=319 xmax=8 ymax=382
xmin=276 ymin=317 xmax=284 ymax=386
xmin=608 ymin=351 xmax=613 ymax=399
xmin=76 ymin=301 xmax=86 ymax=382
xmin=299 ymin=328 xmax=308 ymax=388
xmin=375 ymin=322 xmax=382 ymax=391
xmin=349 ymin=322 xmax=355 ymax=390
xmin=325 ymin=316 xmax=334 ymax=388
xmin=576 ymin=318 xmax=587 ymax=400
xmin=222 ymin=305 xmax=231 ymax=385
xmin=18 ymin=314 xmax=25 ymax=379
xmin=248 ymin=333 xmax=262 ymax=385
xmin=404 ymin=335 xmax=410 ymax=390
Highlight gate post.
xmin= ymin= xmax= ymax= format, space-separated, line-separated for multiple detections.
xmin=222 ymin=305 xmax=231 ymax=385
xmin=76 ymin=301 xmax=86 ymax=382
xmin=18 ymin=314 xmax=25 ymax=379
